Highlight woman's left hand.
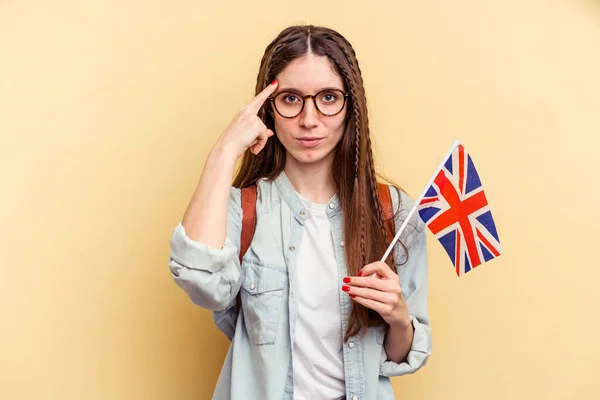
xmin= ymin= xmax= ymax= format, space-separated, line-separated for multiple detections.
xmin=342 ymin=261 xmax=411 ymax=328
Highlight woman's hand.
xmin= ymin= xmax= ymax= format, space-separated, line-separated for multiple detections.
xmin=182 ymin=80 xmax=278 ymax=246
xmin=342 ymin=261 xmax=412 ymax=329
xmin=213 ymin=80 xmax=278 ymax=158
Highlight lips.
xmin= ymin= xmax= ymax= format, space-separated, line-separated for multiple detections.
xmin=296 ymin=137 xmax=323 ymax=148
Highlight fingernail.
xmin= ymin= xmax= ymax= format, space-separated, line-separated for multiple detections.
xmin=342 ymin=286 xmax=350 ymax=292
xmin=350 ymin=295 xmax=356 ymax=299
xmin=271 ymin=79 xmax=277 ymax=85
xmin=358 ymin=270 xmax=363 ymax=277
xmin=343 ymin=277 xmax=351 ymax=284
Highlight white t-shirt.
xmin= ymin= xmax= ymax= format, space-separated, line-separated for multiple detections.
xmin=292 ymin=191 xmax=345 ymax=400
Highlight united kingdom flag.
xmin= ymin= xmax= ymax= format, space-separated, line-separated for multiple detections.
xmin=418 ymin=144 xmax=502 ymax=276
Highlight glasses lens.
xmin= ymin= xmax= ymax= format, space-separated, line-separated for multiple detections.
xmin=316 ymin=90 xmax=345 ymax=116
xmin=274 ymin=92 xmax=304 ymax=118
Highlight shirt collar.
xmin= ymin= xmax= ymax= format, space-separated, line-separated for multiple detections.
xmin=273 ymin=171 xmax=341 ymax=223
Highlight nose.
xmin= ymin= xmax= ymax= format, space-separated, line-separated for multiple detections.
xmin=299 ymin=96 xmax=319 ymax=128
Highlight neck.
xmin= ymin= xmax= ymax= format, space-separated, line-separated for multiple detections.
xmin=284 ymin=153 xmax=336 ymax=204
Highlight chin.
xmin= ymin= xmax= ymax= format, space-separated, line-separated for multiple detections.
xmin=288 ymin=148 xmax=332 ymax=165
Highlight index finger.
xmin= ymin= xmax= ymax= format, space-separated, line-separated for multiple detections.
xmin=246 ymin=79 xmax=278 ymax=114
xmin=359 ymin=261 xmax=396 ymax=279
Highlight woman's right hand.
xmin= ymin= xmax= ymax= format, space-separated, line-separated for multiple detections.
xmin=214 ymin=80 xmax=279 ymax=159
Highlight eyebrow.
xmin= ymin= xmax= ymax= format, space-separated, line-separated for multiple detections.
xmin=275 ymin=86 xmax=345 ymax=95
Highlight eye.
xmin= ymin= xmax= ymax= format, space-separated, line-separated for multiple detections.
xmin=320 ymin=91 xmax=339 ymax=103
xmin=282 ymin=94 xmax=301 ymax=103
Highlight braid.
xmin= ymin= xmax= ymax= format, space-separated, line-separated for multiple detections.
xmin=351 ymin=89 xmax=361 ymax=178
xmin=343 ymin=37 xmax=390 ymax=247
xmin=335 ymin=39 xmax=385 ymax=267
xmin=328 ymin=47 xmax=367 ymax=266
xmin=256 ymin=42 xmax=282 ymax=111
xmin=365 ymin=135 xmax=393 ymax=262
xmin=338 ymin=40 xmax=366 ymax=182
xmin=353 ymin=100 xmax=367 ymax=266
xmin=264 ymin=44 xmax=280 ymax=84
xmin=340 ymin=44 xmax=385 ymax=235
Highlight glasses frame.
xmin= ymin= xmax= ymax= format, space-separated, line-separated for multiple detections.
xmin=268 ymin=89 xmax=350 ymax=119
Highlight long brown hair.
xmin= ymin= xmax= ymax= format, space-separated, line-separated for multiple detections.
xmin=233 ymin=25 xmax=404 ymax=341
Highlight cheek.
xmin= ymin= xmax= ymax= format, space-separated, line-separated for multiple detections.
xmin=273 ymin=119 xmax=294 ymax=141
xmin=329 ymin=116 xmax=347 ymax=141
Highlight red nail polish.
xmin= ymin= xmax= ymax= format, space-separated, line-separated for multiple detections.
xmin=358 ymin=270 xmax=363 ymax=277
xmin=271 ymin=79 xmax=277 ymax=85
xmin=342 ymin=285 xmax=350 ymax=292
xmin=343 ymin=277 xmax=351 ymax=284
xmin=350 ymin=295 xmax=356 ymax=299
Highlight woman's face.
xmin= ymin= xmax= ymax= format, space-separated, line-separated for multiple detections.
xmin=272 ymin=53 xmax=348 ymax=167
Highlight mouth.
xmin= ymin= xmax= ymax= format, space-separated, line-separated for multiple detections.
xmin=296 ymin=137 xmax=323 ymax=148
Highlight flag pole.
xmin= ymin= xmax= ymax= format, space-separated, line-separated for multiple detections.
xmin=379 ymin=139 xmax=461 ymax=263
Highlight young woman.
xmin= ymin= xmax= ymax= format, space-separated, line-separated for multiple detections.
xmin=169 ymin=25 xmax=431 ymax=400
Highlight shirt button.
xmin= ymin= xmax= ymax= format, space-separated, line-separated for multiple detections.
xmin=249 ymin=283 xmax=256 ymax=290
xmin=328 ymin=202 xmax=335 ymax=209
xmin=352 ymin=396 xmax=358 ymax=400
xmin=348 ymin=341 xmax=355 ymax=349
xmin=289 ymin=246 xmax=295 ymax=251
xmin=339 ymin=240 xmax=344 ymax=247
xmin=299 ymin=211 xmax=305 ymax=216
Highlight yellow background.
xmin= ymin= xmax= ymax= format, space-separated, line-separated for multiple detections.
xmin=2 ymin=0 xmax=599 ymax=399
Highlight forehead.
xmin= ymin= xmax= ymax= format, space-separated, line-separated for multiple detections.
xmin=276 ymin=54 xmax=345 ymax=92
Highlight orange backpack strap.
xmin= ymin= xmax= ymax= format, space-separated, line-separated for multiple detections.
xmin=377 ymin=182 xmax=396 ymax=246
xmin=236 ymin=184 xmax=257 ymax=312
xmin=239 ymin=184 xmax=258 ymax=264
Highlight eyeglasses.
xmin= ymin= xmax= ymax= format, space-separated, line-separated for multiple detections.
xmin=268 ymin=89 xmax=350 ymax=119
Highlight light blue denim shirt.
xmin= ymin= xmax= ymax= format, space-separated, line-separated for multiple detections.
xmin=169 ymin=171 xmax=432 ymax=400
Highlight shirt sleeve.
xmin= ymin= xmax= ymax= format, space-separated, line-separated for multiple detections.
xmin=380 ymin=187 xmax=432 ymax=377
xmin=168 ymin=187 xmax=244 ymax=314
xmin=212 ymin=297 xmax=239 ymax=341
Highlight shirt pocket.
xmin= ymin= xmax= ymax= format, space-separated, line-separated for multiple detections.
xmin=240 ymin=260 xmax=287 ymax=345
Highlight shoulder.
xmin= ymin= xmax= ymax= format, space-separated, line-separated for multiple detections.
xmin=235 ymin=178 xmax=281 ymax=219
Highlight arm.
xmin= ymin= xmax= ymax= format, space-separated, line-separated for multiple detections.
xmin=380 ymin=229 xmax=432 ymax=376
xmin=168 ymin=81 xmax=278 ymax=313
xmin=168 ymin=169 xmax=242 ymax=312
xmin=383 ymin=313 xmax=414 ymax=364
xmin=181 ymin=146 xmax=238 ymax=248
